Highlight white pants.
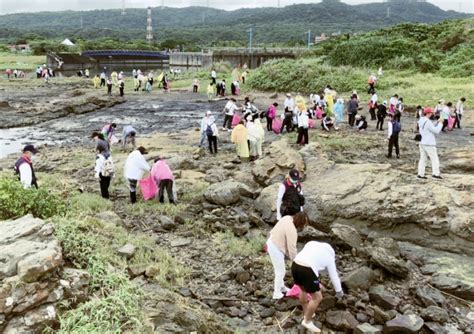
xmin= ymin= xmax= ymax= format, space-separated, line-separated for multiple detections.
xmin=267 ymin=239 xmax=286 ymax=297
xmin=418 ymin=145 xmax=440 ymax=177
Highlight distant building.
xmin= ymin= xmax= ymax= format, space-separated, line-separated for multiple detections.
xmin=8 ymin=44 xmax=31 ymax=52
xmin=314 ymin=33 xmax=327 ymax=44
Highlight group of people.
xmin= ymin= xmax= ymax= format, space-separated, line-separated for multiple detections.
xmin=5 ymin=68 xmax=25 ymax=79
xmin=92 ymin=69 xmax=125 ymax=96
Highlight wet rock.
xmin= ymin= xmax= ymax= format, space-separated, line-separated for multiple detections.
xmin=252 ymin=157 xmax=277 ymax=186
xmin=298 ymin=226 xmax=331 ymax=243
xmin=369 ymin=247 xmax=409 ymax=278
xmin=232 ymin=222 xmax=250 ymax=237
xmin=254 ymin=183 xmax=279 ymax=223
xmin=170 ymin=238 xmax=191 ymax=247
xmin=159 ymin=215 xmax=177 ymax=231
xmin=326 ymin=310 xmax=359 ymax=331
xmin=373 ymin=305 xmax=391 ymax=324
xmin=342 ymin=266 xmax=377 ymax=291
xmin=330 ymin=223 xmax=363 ymax=249
xmin=2 ymin=303 xmax=57 ymax=334
xmin=178 ymin=287 xmax=192 ymax=298
xmin=431 ymin=274 xmax=474 ymax=301
xmin=204 ymin=180 xmax=256 ymax=206
xmin=356 ymin=313 xmax=369 ymax=323
xmin=372 ymin=238 xmax=400 ymax=257
xmin=60 ymin=268 xmax=90 ymax=303
xmin=384 ymin=314 xmax=424 ymax=333
xmin=415 ymin=286 xmax=446 ymax=307
xmin=117 ymin=243 xmax=137 ymax=259
xmin=260 ymin=308 xmax=275 ymax=318
xmin=421 ymin=305 xmax=449 ymax=323
xmin=318 ymin=295 xmax=336 ymax=311
xmin=369 ymin=285 xmax=401 ymax=310
xmin=424 ymin=322 xmax=446 ymax=334
xmin=354 ymin=323 xmax=382 ymax=334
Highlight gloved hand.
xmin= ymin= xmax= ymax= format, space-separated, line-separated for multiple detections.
xmin=336 ymin=290 xmax=344 ymax=298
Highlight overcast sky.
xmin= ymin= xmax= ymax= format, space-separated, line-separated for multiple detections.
xmin=0 ymin=0 xmax=472 ymax=14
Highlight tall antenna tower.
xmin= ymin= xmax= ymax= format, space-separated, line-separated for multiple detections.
xmin=386 ymin=6 xmax=390 ymax=18
xmin=278 ymin=0 xmax=281 ymax=8
xmin=80 ymin=15 xmax=83 ymax=29
xmin=121 ymin=0 xmax=126 ymax=15
xmin=161 ymin=0 xmax=165 ymax=8
xmin=146 ymin=7 xmax=153 ymax=43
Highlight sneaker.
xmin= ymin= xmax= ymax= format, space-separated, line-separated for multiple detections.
xmin=396 ymin=154 xmax=400 ymax=159
xmin=432 ymin=175 xmax=443 ymax=180
xmin=417 ymin=175 xmax=427 ymax=179
xmin=272 ymin=292 xmax=284 ymax=299
xmin=301 ymin=320 xmax=321 ymax=333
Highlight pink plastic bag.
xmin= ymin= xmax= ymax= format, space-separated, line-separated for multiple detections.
xmin=232 ymin=114 xmax=241 ymax=126
xmin=235 ymin=87 xmax=240 ymax=95
xmin=308 ymin=119 xmax=315 ymax=128
xmin=272 ymin=118 xmax=282 ymax=134
xmin=286 ymin=284 xmax=313 ymax=299
xmin=448 ymin=116 xmax=455 ymax=130
xmin=139 ymin=176 xmax=158 ymax=201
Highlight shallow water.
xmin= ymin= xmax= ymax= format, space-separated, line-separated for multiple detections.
xmin=0 ymin=97 xmax=226 ymax=159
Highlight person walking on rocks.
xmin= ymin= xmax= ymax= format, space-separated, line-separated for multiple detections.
xmin=92 ymin=132 xmax=111 ymax=158
xmin=231 ymin=120 xmax=250 ymax=162
xmin=276 ymin=169 xmax=304 ymax=220
xmin=297 ymin=109 xmax=309 ymax=145
xmin=100 ymin=71 xmax=106 ymax=87
xmin=347 ymin=94 xmax=358 ymax=127
xmin=206 ymin=82 xmax=214 ymax=100
xmin=266 ymin=102 xmax=278 ymax=131
xmin=151 ymin=157 xmax=175 ymax=204
xmin=386 ymin=113 xmax=401 ymax=159
xmin=15 ymin=145 xmax=39 ymax=189
xmin=205 ymin=112 xmax=219 ymax=154
xmin=222 ymin=98 xmax=240 ymax=131
xmin=417 ymin=108 xmax=444 ymax=180
xmin=101 ymin=123 xmax=117 ymax=145
xmin=368 ymin=91 xmax=378 ymax=121
xmin=292 ymin=241 xmax=344 ymax=333
xmin=118 ymin=79 xmax=125 ymax=97
xmin=210 ymin=69 xmax=217 ymax=85
xmin=267 ymin=212 xmax=309 ymax=299
xmin=376 ymin=101 xmax=387 ymax=131
xmin=122 ymin=125 xmax=137 ymax=150
xmin=124 ymin=146 xmax=150 ymax=204
xmin=94 ymin=145 xmax=115 ymax=199
xmin=454 ymin=97 xmax=465 ymax=129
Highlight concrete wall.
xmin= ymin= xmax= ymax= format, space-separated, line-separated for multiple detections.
xmin=169 ymin=52 xmax=212 ymax=69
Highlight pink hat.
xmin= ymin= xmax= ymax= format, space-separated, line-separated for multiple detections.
xmin=423 ymin=107 xmax=433 ymax=115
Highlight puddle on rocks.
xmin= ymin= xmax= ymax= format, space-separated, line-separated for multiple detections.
xmin=0 ymin=98 xmax=226 ymax=159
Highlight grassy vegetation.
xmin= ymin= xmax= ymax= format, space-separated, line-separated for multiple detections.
xmin=0 ymin=52 xmax=45 ymax=71
xmin=213 ymin=230 xmax=266 ymax=257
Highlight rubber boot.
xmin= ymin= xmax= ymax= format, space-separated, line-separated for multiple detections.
xmin=130 ymin=191 xmax=137 ymax=204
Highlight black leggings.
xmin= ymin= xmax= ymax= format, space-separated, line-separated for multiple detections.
xmin=376 ymin=116 xmax=385 ymax=130
xmin=348 ymin=113 xmax=356 ymax=126
xmin=388 ymin=134 xmax=399 ymax=157
xmin=99 ymin=174 xmax=111 ymax=199
xmin=266 ymin=117 xmax=273 ymax=131
xmin=223 ymin=114 xmax=233 ymax=129
xmin=297 ymin=127 xmax=309 ymax=144
xmin=207 ymin=134 xmax=217 ymax=153
xmin=158 ymin=179 xmax=174 ymax=203
xmin=281 ymin=117 xmax=293 ymax=133
xmin=442 ymin=119 xmax=448 ymax=132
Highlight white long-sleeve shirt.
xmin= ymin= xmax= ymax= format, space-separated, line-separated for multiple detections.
xmin=276 ymin=183 xmax=303 ymax=220
xmin=370 ymin=94 xmax=378 ymax=105
xmin=19 ymin=163 xmax=32 ymax=189
xmin=418 ymin=117 xmax=442 ymax=146
xmin=124 ymin=150 xmax=150 ymax=180
xmin=387 ymin=121 xmax=393 ymax=138
xmin=200 ymin=117 xmax=208 ymax=133
xmin=224 ymin=101 xmax=238 ymax=116
xmin=284 ymin=97 xmax=295 ymax=110
xmin=294 ymin=241 xmax=342 ymax=293
xmin=298 ymin=113 xmax=309 ymax=128
xmin=456 ymin=100 xmax=464 ymax=115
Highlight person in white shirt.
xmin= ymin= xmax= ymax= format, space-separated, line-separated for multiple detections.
xmin=389 ymin=94 xmax=398 ymax=114
xmin=124 ymin=146 xmax=150 ymax=203
xmin=296 ymin=110 xmax=309 ymax=145
xmin=100 ymin=71 xmax=106 ymax=87
xmin=441 ymin=102 xmax=451 ymax=132
xmin=210 ymin=70 xmax=217 ymax=85
xmin=417 ymin=108 xmax=444 ymax=180
xmin=15 ymin=145 xmax=39 ymax=189
xmin=222 ymin=98 xmax=240 ymax=130
xmin=369 ymin=91 xmax=378 ymax=120
xmin=454 ymin=97 xmax=465 ymax=129
xmin=284 ymin=93 xmax=295 ymax=111
xmin=292 ymin=241 xmax=344 ymax=333
xmin=310 ymin=93 xmax=320 ymax=107
xmin=199 ymin=111 xmax=212 ymax=147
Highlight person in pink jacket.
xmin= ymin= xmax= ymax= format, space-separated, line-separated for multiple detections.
xmin=151 ymin=157 xmax=175 ymax=204
xmin=266 ymin=102 xmax=278 ymax=131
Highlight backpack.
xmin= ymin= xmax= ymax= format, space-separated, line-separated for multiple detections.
xmin=392 ymin=121 xmax=401 ymax=134
xmin=281 ymin=181 xmax=305 ymax=216
xmin=101 ymin=158 xmax=115 ymax=177
xmin=206 ymin=124 xmax=214 ymax=136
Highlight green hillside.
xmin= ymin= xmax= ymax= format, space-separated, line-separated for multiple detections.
xmin=0 ymin=1 xmax=469 ymax=46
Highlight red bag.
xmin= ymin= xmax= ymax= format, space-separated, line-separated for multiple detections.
xmin=308 ymin=119 xmax=315 ymax=128
xmin=272 ymin=118 xmax=282 ymax=134
xmin=232 ymin=114 xmax=241 ymax=126
xmin=139 ymin=176 xmax=158 ymax=201
xmin=286 ymin=284 xmax=313 ymax=299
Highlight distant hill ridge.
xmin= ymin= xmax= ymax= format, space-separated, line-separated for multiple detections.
xmin=0 ymin=1 xmax=470 ymax=45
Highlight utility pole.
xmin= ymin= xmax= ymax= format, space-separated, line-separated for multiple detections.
xmin=277 ymin=0 xmax=281 ymax=8
xmin=248 ymin=28 xmax=253 ymax=53
xmin=146 ymin=7 xmax=153 ymax=44
xmin=307 ymin=29 xmax=311 ymax=48
xmin=80 ymin=15 xmax=83 ymax=29
xmin=121 ymin=0 xmax=126 ymax=15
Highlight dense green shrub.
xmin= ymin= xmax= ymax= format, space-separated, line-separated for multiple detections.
xmin=0 ymin=177 xmax=66 ymax=220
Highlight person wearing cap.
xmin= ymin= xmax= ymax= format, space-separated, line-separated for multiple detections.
xmin=94 ymin=145 xmax=114 ymax=199
xmin=292 ymin=241 xmax=344 ymax=333
xmin=355 ymin=115 xmax=367 ymax=132
xmin=389 ymin=94 xmax=398 ymax=115
xmin=205 ymin=112 xmax=219 ymax=154
xmin=124 ymin=146 xmax=150 ymax=203
xmin=433 ymin=99 xmax=444 ymax=120
xmin=276 ymin=169 xmax=305 ymax=221
xmin=266 ymin=212 xmax=309 ymax=300
xmin=15 ymin=145 xmax=39 ymax=189
xmin=284 ymin=93 xmax=295 ymax=111
xmin=122 ymin=125 xmax=137 ymax=150
xmin=376 ymin=101 xmax=388 ymax=130
xmin=386 ymin=113 xmax=401 ymax=159
xmin=222 ymin=98 xmax=240 ymax=131
xmin=151 ymin=157 xmax=175 ymax=204
xmin=417 ymin=108 xmax=444 ymax=180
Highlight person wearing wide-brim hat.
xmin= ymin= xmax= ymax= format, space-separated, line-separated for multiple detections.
xmin=15 ymin=145 xmax=39 ymax=189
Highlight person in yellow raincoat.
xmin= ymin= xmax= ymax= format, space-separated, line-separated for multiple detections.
xmin=231 ymin=121 xmax=249 ymax=161
xmin=324 ymin=89 xmax=334 ymax=117
xmin=231 ymin=67 xmax=240 ymax=82
xmin=111 ymin=71 xmax=118 ymax=86
xmin=207 ymin=82 xmax=215 ymax=100
xmin=92 ymin=74 xmax=100 ymax=89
